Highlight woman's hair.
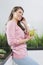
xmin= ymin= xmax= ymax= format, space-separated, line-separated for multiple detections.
xmin=8 ymin=6 xmax=24 ymax=21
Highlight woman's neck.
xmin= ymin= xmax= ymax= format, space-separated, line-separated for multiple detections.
xmin=12 ymin=18 xmax=18 ymax=24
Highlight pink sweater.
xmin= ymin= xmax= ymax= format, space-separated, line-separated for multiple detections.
xmin=6 ymin=21 xmax=28 ymax=59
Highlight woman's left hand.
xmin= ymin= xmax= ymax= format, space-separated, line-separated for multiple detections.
xmin=21 ymin=18 xmax=27 ymax=25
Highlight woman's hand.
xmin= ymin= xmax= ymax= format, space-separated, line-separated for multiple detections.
xmin=21 ymin=17 xmax=27 ymax=25
xmin=24 ymin=30 xmax=33 ymax=40
xmin=28 ymin=35 xmax=33 ymax=40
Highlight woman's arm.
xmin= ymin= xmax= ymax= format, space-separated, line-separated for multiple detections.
xmin=21 ymin=17 xmax=30 ymax=33
xmin=21 ymin=18 xmax=31 ymax=38
xmin=6 ymin=21 xmax=32 ymax=46
xmin=17 ymin=36 xmax=32 ymax=44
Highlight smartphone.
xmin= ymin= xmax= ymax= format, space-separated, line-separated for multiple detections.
xmin=20 ymin=17 xmax=24 ymax=21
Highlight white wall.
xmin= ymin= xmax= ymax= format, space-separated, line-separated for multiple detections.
xmin=0 ymin=0 xmax=43 ymax=35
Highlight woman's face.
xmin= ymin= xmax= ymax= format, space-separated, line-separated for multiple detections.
xmin=13 ymin=9 xmax=23 ymax=21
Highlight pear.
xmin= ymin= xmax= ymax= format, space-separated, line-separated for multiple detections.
xmin=29 ymin=29 xmax=35 ymax=36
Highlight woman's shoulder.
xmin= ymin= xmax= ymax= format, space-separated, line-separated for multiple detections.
xmin=7 ymin=20 xmax=16 ymax=26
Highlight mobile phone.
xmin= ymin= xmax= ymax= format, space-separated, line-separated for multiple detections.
xmin=20 ymin=17 xmax=24 ymax=21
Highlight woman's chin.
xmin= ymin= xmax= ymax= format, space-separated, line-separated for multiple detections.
xmin=18 ymin=19 xmax=21 ymax=21
xmin=18 ymin=17 xmax=22 ymax=21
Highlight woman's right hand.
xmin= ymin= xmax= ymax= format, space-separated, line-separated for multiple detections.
xmin=26 ymin=35 xmax=33 ymax=41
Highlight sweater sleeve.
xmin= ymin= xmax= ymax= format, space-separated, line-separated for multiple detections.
xmin=6 ymin=22 xmax=22 ymax=46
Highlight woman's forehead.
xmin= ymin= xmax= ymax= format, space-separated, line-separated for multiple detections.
xmin=16 ymin=9 xmax=24 ymax=13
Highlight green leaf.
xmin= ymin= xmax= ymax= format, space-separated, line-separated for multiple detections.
xmin=0 ymin=49 xmax=6 ymax=54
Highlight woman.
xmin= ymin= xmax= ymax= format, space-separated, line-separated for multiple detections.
xmin=6 ymin=6 xmax=39 ymax=65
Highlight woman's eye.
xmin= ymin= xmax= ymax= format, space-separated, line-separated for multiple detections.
xmin=19 ymin=12 xmax=23 ymax=15
xmin=19 ymin=11 xmax=22 ymax=13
